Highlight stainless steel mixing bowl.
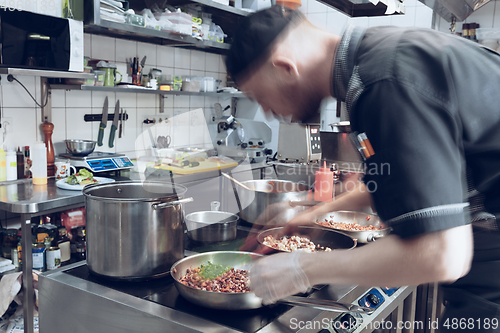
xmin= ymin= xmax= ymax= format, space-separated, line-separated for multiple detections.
xmin=65 ymin=139 xmax=96 ymax=156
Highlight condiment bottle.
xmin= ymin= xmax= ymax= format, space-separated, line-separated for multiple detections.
xmin=16 ymin=147 xmax=24 ymax=179
xmin=74 ymin=226 xmax=86 ymax=261
xmin=24 ymin=146 xmax=32 ymax=178
xmin=6 ymin=150 xmax=17 ymax=181
xmin=57 ymin=226 xmax=71 ymax=265
xmin=31 ymin=142 xmax=47 ymax=185
xmin=314 ymin=161 xmax=334 ymax=202
xmin=0 ymin=149 xmax=6 ymax=182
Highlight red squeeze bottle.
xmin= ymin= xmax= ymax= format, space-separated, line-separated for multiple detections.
xmin=314 ymin=161 xmax=334 ymax=202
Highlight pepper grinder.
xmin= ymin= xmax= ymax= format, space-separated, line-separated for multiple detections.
xmin=42 ymin=122 xmax=55 ymax=177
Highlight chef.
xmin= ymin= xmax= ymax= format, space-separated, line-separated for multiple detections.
xmin=226 ymin=6 xmax=500 ymax=332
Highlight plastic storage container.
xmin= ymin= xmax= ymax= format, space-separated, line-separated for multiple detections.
xmin=6 ymin=151 xmax=17 ymax=181
xmin=31 ymin=142 xmax=47 ymax=185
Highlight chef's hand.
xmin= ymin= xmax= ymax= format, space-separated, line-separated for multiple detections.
xmin=250 ymin=251 xmax=311 ymax=305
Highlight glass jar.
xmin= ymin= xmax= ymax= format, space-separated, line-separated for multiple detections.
xmin=2 ymin=229 xmax=18 ymax=259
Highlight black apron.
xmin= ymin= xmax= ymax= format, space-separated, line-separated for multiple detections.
xmin=441 ymin=231 xmax=500 ymax=332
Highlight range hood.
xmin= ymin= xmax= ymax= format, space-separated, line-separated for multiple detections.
xmin=315 ymin=0 xmax=405 ymax=17
xmin=418 ymin=0 xmax=493 ymax=22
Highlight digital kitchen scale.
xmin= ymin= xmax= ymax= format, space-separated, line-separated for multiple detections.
xmin=59 ymin=152 xmax=134 ymax=173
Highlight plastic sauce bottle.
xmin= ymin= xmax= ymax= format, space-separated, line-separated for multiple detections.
xmin=31 ymin=142 xmax=47 ymax=185
xmin=0 ymin=149 xmax=6 ymax=182
xmin=24 ymin=146 xmax=32 ymax=178
xmin=314 ymin=161 xmax=334 ymax=202
xmin=6 ymin=151 xmax=17 ymax=181
xmin=16 ymin=147 xmax=24 ymax=179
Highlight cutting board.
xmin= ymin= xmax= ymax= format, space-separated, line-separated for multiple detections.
xmin=154 ymin=159 xmax=238 ymax=175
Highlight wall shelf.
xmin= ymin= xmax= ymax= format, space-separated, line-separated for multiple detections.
xmin=49 ymin=84 xmax=244 ymax=98
xmin=85 ymin=20 xmax=230 ymax=54
xmin=0 ymin=68 xmax=95 ymax=79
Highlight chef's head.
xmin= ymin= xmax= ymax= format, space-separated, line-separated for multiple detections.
xmin=226 ymin=6 xmax=333 ymax=123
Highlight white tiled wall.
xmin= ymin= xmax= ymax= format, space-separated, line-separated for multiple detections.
xmin=435 ymin=0 xmax=500 ymax=33
xmin=0 ymin=35 xmax=228 ymax=159
xmin=298 ymin=0 xmax=434 ymax=129
xmin=0 ymin=1 xmax=436 ymax=158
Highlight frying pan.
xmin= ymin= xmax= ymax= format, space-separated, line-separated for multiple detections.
xmin=256 ymin=226 xmax=357 ymax=253
xmin=315 ymin=211 xmax=391 ymax=243
xmin=170 ymin=251 xmax=373 ymax=314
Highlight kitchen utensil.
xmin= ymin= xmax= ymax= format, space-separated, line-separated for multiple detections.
xmin=185 ymin=211 xmax=239 ymax=243
xmin=97 ymin=96 xmax=108 ymax=146
xmin=289 ymin=200 xmax=323 ymax=207
xmin=83 ymin=181 xmax=191 ymax=280
xmin=139 ymin=55 xmax=147 ymax=75
xmin=315 ymin=211 xmax=391 ymax=243
xmin=157 ymin=135 xmax=171 ymax=148
xmin=65 ymin=139 xmax=96 ymax=156
xmin=236 ymin=179 xmax=311 ymax=224
xmin=171 ymin=251 xmax=373 ymax=313
xmin=256 ymin=226 xmax=356 ymax=253
xmin=109 ymin=100 xmax=120 ymax=148
xmin=221 ymin=172 xmax=252 ymax=190
xmin=118 ymin=108 xmax=123 ymax=139
xmin=123 ymin=110 xmax=127 ymax=135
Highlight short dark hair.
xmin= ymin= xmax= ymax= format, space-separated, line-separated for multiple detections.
xmin=225 ymin=5 xmax=304 ymax=85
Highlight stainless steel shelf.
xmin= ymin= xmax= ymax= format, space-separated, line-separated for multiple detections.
xmin=49 ymin=84 xmax=244 ymax=98
xmin=85 ymin=20 xmax=230 ymax=53
xmin=166 ymin=0 xmax=250 ymax=16
xmin=0 ymin=68 xmax=95 ymax=79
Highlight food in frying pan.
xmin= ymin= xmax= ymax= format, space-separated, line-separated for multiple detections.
xmin=317 ymin=219 xmax=381 ymax=231
xmin=178 ymin=261 xmax=250 ymax=293
xmin=262 ymin=235 xmax=332 ymax=253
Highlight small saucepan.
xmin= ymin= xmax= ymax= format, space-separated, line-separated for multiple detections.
xmin=256 ymin=226 xmax=356 ymax=254
xmin=184 ymin=211 xmax=239 ymax=243
xmin=315 ymin=211 xmax=391 ymax=243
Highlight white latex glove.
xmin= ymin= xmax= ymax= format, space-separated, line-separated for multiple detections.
xmin=249 ymin=251 xmax=311 ymax=305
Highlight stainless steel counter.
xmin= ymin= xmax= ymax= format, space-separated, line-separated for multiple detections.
xmin=0 ymin=178 xmax=86 ymax=333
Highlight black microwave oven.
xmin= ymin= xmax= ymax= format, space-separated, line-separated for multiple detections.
xmin=0 ymin=10 xmax=83 ymax=72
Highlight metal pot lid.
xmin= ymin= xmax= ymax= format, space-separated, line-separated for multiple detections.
xmin=83 ymin=180 xmax=187 ymax=202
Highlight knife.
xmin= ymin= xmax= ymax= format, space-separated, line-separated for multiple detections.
xmin=109 ymin=100 xmax=120 ymax=148
xmin=123 ymin=110 xmax=127 ymax=136
xmin=118 ymin=108 xmax=123 ymax=138
xmin=139 ymin=55 xmax=146 ymax=75
xmin=97 ymin=96 xmax=109 ymax=146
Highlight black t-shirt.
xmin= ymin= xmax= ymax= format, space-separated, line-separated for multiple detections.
xmin=333 ymin=25 xmax=500 ymax=238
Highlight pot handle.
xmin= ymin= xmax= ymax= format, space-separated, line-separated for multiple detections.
xmin=289 ymin=200 xmax=323 ymax=207
xmin=366 ymin=232 xmax=385 ymax=242
xmin=152 ymin=197 xmax=193 ymax=210
xmin=278 ymin=296 xmax=373 ymax=314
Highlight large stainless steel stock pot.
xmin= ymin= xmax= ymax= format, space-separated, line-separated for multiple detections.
xmin=83 ymin=181 xmax=192 ymax=280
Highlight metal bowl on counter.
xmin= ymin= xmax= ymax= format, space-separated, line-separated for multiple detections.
xmin=236 ymin=179 xmax=311 ymax=225
xmin=65 ymin=139 xmax=96 ymax=156
xmin=185 ymin=211 xmax=239 ymax=243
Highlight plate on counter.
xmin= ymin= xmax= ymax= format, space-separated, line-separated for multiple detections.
xmin=56 ymin=177 xmax=115 ymax=191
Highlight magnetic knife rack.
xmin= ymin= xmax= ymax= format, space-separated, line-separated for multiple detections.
xmin=84 ymin=113 xmax=129 ymax=122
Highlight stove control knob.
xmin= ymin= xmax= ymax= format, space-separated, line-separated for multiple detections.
xmin=367 ymin=293 xmax=380 ymax=306
xmin=241 ymin=143 xmax=248 ymax=149
xmin=217 ymin=140 xmax=223 ymax=146
xmin=264 ymin=149 xmax=273 ymax=155
xmin=258 ymin=141 xmax=263 ymax=146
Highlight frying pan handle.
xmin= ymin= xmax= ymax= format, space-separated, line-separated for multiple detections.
xmin=366 ymin=233 xmax=385 ymax=242
xmin=289 ymin=200 xmax=323 ymax=207
xmin=152 ymin=197 xmax=193 ymax=210
xmin=278 ymin=296 xmax=374 ymax=314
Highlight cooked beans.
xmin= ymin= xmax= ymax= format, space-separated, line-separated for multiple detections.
xmin=317 ymin=219 xmax=380 ymax=231
xmin=263 ymin=235 xmax=332 ymax=253
xmin=179 ymin=266 xmax=250 ymax=293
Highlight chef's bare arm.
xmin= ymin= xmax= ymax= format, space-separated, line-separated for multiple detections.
xmin=303 ymin=223 xmax=473 ymax=287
